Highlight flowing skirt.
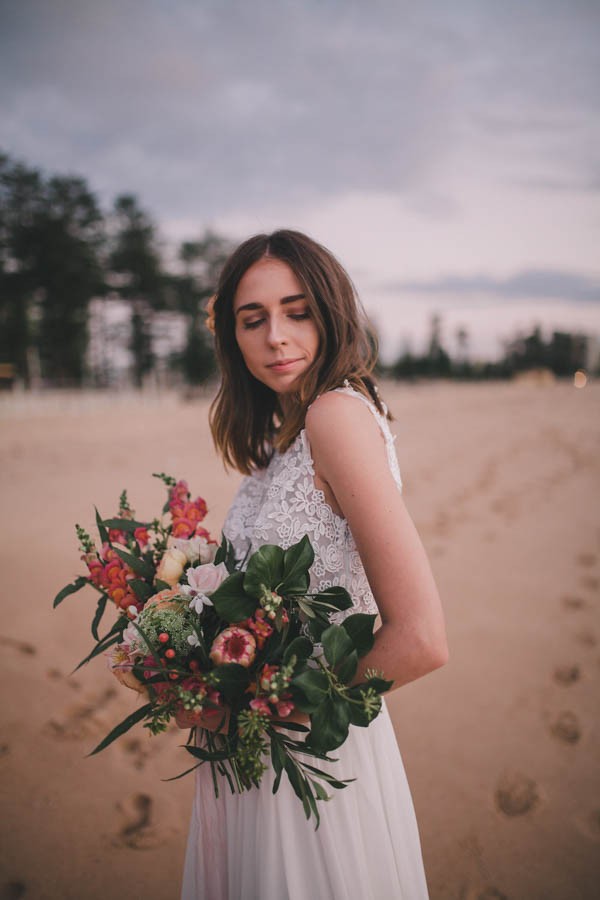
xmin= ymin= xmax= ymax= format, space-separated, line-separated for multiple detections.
xmin=181 ymin=701 xmax=429 ymax=900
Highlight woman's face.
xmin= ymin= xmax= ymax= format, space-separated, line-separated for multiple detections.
xmin=233 ymin=257 xmax=320 ymax=395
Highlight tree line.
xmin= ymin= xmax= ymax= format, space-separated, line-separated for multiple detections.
xmin=0 ymin=152 xmax=231 ymax=388
xmin=0 ymin=151 xmax=594 ymax=389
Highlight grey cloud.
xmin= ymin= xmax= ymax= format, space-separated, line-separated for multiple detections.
xmin=384 ymin=269 xmax=600 ymax=303
xmin=0 ymin=0 xmax=599 ymax=220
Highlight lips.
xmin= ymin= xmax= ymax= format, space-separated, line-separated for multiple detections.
xmin=267 ymin=358 xmax=301 ymax=370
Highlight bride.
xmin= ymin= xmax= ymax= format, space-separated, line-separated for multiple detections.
xmin=180 ymin=229 xmax=448 ymax=900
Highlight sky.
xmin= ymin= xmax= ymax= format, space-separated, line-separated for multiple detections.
xmin=1 ymin=0 xmax=599 ymax=361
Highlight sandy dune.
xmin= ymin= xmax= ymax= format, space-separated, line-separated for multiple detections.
xmin=1 ymin=380 xmax=599 ymax=900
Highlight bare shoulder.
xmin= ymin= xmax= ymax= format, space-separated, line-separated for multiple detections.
xmin=305 ymin=390 xmax=384 ymax=444
xmin=305 ymin=390 xmax=389 ymax=482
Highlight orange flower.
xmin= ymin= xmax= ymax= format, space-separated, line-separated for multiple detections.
xmin=205 ymin=294 xmax=216 ymax=334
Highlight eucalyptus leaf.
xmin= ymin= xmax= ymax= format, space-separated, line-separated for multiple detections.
xmin=53 ymin=575 xmax=90 ymax=608
xmin=113 ymin=546 xmax=155 ymax=580
xmin=100 ymin=516 xmax=149 ymax=533
xmin=91 ymin=594 xmax=108 ymax=641
xmin=95 ymin=507 xmax=109 ymax=543
xmin=89 ymin=702 xmax=153 ymax=755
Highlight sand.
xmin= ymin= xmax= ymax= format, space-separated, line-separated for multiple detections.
xmin=1 ymin=380 xmax=599 ymax=900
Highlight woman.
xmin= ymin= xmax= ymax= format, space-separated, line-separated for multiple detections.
xmin=181 ymin=230 xmax=448 ymax=900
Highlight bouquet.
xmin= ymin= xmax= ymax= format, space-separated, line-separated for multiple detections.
xmin=54 ymin=474 xmax=391 ymax=826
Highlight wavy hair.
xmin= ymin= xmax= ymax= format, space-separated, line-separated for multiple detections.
xmin=209 ymin=229 xmax=389 ymax=474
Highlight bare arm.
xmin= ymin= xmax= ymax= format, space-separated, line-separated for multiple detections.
xmin=305 ymin=392 xmax=448 ymax=691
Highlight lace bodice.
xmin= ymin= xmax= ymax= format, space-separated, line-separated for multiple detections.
xmin=222 ymin=386 xmax=403 ymax=622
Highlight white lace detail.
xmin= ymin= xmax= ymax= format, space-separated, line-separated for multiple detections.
xmin=222 ymin=386 xmax=403 ymax=622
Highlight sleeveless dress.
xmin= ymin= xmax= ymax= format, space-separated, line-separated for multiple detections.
xmin=181 ymin=386 xmax=430 ymax=900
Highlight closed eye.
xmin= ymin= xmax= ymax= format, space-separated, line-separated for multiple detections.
xmin=241 ymin=311 xmax=311 ymax=330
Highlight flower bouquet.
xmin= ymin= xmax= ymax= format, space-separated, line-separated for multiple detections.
xmin=54 ymin=474 xmax=392 ymax=826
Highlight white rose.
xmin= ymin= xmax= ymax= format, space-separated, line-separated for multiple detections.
xmin=168 ymin=535 xmax=216 ymax=565
xmin=155 ymin=547 xmax=188 ymax=586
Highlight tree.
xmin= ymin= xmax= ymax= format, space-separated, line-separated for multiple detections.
xmin=0 ymin=154 xmax=104 ymax=385
xmin=172 ymin=231 xmax=233 ymax=385
xmin=108 ymin=195 xmax=164 ymax=386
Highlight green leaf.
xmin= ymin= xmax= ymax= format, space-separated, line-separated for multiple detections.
xmin=335 ymin=649 xmax=358 ymax=685
xmin=100 ymin=517 xmax=150 ymax=533
xmin=291 ymin=669 xmax=330 ymax=706
xmin=307 ymin=616 xmax=327 ymax=641
xmin=243 ymin=544 xmax=284 ymax=597
xmin=364 ymin=674 xmax=394 ymax=694
xmin=296 ymin=598 xmax=316 ymax=619
xmin=341 ymin=613 xmax=377 ymax=657
xmin=210 ymin=663 xmax=250 ymax=699
xmin=301 ymin=761 xmax=354 ymax=790
xmin=95 ymin=507 xmax=109 ymax=543
xmin=53 ymin=575 xmax=90 ymax=608
xmin=129 ymin=578 xmax=155 ymax=602
xmin=270 ymin=734 xmax=286 ymax=784
xmin=311 ymin=586 xmax=352 ymax=612
xmin=185 ymin=744 xmax=231 ymax=762
xmin=113 ymin=546 xmax=155 ymax=580
xmin=154 ymin=578 xmax=171 ymax=592
xmin=321 ymin=624 xmax=354 ymax=668
xmin=282 ymin=636 xmax=313 ymax=666
xmin=91 ymin=594 xmax=108 ymax=641
xmin=210 ymin=572 xmax=257 ymax=622
xmin=307 ymin=696 xmax=351 ymax=753
xmin=345 ymin=686 xmax=378 ymax=727
xmin=162 ymin=761 xmax=203 ymax=782
xmin=280 ymin=536 xmax=314 ymax=593
xmin=89 ymin=702 xmax=153 ymax=755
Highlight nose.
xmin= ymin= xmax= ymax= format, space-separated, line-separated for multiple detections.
xmin=266 ymin=314 xmax=288 ymax=348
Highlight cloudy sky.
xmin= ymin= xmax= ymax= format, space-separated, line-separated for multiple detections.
xmin=2 ymin=0 xmax=599 ymax=360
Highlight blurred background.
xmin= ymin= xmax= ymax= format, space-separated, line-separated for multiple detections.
xmin=1 ymin=3 xmax=599 ymax=900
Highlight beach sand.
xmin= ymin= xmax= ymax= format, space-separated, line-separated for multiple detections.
xmin=1 ymin=380 xmax=598 ymax=900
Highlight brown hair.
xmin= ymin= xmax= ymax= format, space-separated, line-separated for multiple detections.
xmin=209 ymin=229 xmax=390 ymax=474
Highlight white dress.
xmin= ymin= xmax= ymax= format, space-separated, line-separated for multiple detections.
xmin=181 ymin=386 xmax=430 ymax=900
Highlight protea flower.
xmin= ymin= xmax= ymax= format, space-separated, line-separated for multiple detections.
xmin=210 ymin=627 xmax=256 ymax=668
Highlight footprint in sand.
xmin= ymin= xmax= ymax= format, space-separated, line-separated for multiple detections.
xmin=0 ymin=636 xmax=36 ymax=656
xmin=549 ymin=711 xmax=581 ymax=744
xmin=461 ymin=885 xmax=508 ymax=900
xmin=2 ymin=883 xmax=26 ymax=899
xmin=553 ymin=664 xmax=581 ymax=686
xmin=574 ymin=808 xmax=600 ymax=842
xmin=113 ymin=793 xmax=163 ymax=850
xmin=576 ymin=552 xmax=597 ymax=569
xmin=561 ymin=594 xmax=587 ymax=611
xmin=45 ymin=686 xmax=117 ymax=741
xmin=494 ymin=771 xmax=539 ymax=817
xmin=573 ymin=629 xmax=597 ymax=649
xmin=121 ymin=736 xmax=161 ymax=771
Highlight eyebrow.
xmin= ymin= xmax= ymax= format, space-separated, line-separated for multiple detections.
xmin=235 ymin=294 xmax=306 ymax=316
